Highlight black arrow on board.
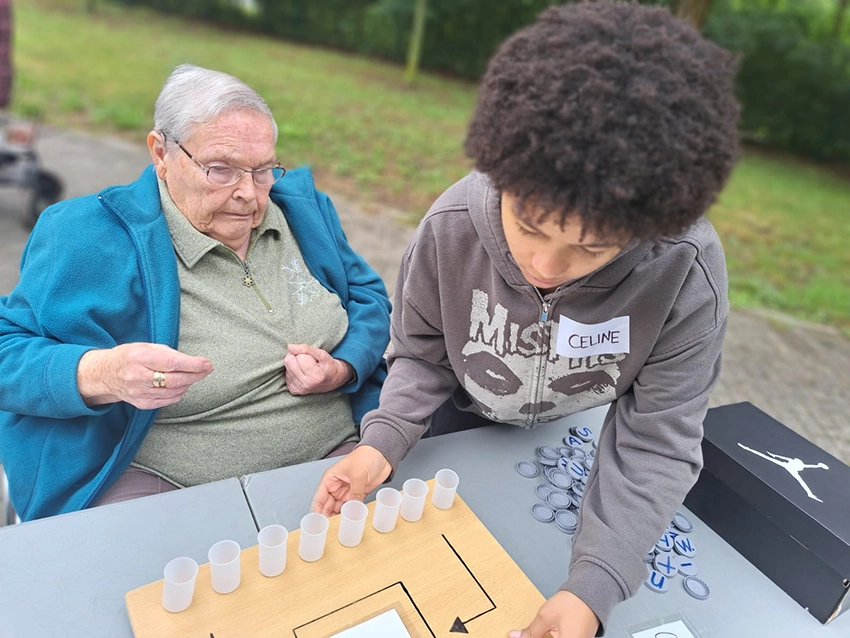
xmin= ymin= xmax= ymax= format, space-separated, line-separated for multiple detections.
xmin=450 ymin=617 xmax=469 ymax=633
xmin=442 ymin=534 xmax=496 ymax=633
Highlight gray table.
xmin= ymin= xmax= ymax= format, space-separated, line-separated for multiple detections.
xmin=2 ymin=407 xmax=847 ymax=637
xmin=0 ymin=477 xmax=258 ymax=637
xmin=243 ymin=406 xmax=850 ymax=638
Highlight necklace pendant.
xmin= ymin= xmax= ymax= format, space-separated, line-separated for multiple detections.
xmin=242 ymin=275 xmax=254 ymax=287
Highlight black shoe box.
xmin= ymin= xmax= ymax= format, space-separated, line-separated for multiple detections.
xmin=684 ymin=402 xmax=850 ymax=624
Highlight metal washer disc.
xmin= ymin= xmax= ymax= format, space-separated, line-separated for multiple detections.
xmin=672 ymin=511 xmax=695 ymax=533
xmin=683 ymin=576 xmax=711 ymax=600
xmin=645 ymin=570 xmax=672 ymax=594
xmin=537 ymin=445 xmax=561 ymax=460
xmin=516 ymin=460 xmax=539 ymax=478
xmin=546 ymin=490 xmax=573 ymax=510
xmin=550 ymin=470 xmax=573 ymax=490
xmin=555 ymin=509 xmax=578 ymax=529
xmin=531 ymin=502 xmax=555 ymax=523
xmin=673 ymin=536 xmax=697 ymax=558
xmin=653 ymin=552 xmax=679 ymax=577
xmin=676 ymin=556 xmax=699 ymax=577
xmin=536 ymin=483 xmax=555 ymax=500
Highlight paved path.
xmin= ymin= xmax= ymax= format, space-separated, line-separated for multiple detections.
xmin=2 ymin=128 xmax=848 ymax=468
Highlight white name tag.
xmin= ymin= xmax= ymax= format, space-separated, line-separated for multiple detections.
xmin=556 ymin=315 xmax=630 ymax=357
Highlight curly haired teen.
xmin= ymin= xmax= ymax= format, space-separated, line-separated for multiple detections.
xmin=313 ymin=3 xmax=740 ymax=636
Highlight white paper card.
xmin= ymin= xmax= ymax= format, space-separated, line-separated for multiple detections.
xmin=629 ymin=619 xmax=698 ymax=638
xmin=556 ymin=314 xmax=630 ymax=358
xmin=330 ymin=609 xmax=412 ymax=638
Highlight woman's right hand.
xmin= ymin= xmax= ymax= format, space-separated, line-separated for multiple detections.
xmin=77 ymin=343 xmax=213 ymax=409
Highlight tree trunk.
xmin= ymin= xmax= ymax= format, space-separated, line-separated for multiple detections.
xmin=674 ymin=0 xmax=714 ymax=30
xmin=834 ymin=0 xmax=849 ymax=39
xmin=403 ymin=0 xmax=428 ymax=85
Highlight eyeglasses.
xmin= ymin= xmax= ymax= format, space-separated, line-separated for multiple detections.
xmin=175 ymin=141 xmax=285 ymax=188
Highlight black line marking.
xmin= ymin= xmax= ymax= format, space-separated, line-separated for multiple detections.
xmin=238 ymin=477 xmax=260 ymax=532
xmin=292 ymin=581 xmax=435 ymax=637
xmin=442 ymin=534 xmax=496 ymax=627
xmin=400 ymin=580 xmax=435 ymax=638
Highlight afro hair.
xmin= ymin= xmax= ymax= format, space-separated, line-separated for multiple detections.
xmin=465 ymin=0 xmax=740 ymax=241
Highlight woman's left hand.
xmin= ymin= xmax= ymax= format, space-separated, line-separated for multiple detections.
xmin=284 ymin=344 xmax=354 ymax=395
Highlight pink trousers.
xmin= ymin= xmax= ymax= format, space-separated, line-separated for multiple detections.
xmin=95 ymin=440 xmax=359 ymax=507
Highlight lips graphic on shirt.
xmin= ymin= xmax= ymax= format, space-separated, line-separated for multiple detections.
xmin=460 ymin=343 xmax=619 ymax=423
xmin=548 ymin=370 xmax=612 ymax=397
xmin=461 ymin=288 xmax=623 ymax=424
xmin=464 ymin=351 xmax=522 ymax=396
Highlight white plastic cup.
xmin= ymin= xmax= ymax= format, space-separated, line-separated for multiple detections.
xmin=372 ymin=487 xmax=402 ymax=533
xmin=400 ymin=478 xmax=429 ymax=522
xmin=299 ymin=512 xmax=329 ymax=562
xmin=432 ymin=468 xmax=459 ymax=510
xmin=161 ymin=556 xmax=198 ymax=613
xmin=208 ymin=539 xmax=241 ymax=594
xmin=258 ymin=524 xmax=288 ymax=577
xmin=338 ymin=500 xmax=369 ymax=548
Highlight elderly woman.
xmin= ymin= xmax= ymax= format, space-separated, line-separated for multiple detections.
xmin=0 ymin=64 xmax=391 ymax=521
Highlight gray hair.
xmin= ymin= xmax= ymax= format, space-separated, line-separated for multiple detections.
xmin=154 ymin=64 xmax=278 ymax=148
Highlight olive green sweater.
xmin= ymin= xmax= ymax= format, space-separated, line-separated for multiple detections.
xmin=132 ymin=181 xmax=357 ymax=487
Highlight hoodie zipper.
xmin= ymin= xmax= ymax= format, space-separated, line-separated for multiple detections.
xmin=527 ymin=288 xmax=554 ymax=426
xmin=540 ymin=297 xmax=551 ymax=323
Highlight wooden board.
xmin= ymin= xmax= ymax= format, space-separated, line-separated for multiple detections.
xmin=125 ymin=480 xmax=546 ymax=637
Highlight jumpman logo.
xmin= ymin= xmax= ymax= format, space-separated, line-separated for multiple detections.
xmin=738 ymin=444 xmax=829 ymax=502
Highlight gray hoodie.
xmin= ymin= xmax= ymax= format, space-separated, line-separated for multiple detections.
xmin=359 ymin=171 xmax=728 ymax=630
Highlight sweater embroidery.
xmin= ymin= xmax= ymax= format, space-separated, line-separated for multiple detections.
xmin=282 ymin=257 xmax=322 ymax=305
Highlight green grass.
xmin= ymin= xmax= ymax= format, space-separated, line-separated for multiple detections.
xmin=12 ymin=0 xmax=850 ymax=333
xmin=13 ymin=0 xmax=477 ymax=213
xmin=711 ymin=150 xmax=850 ymax=333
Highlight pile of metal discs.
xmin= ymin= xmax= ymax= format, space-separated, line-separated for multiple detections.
xmin=645 ymin=511 xmax=710 ymax=600
xmin=516 ymin=424 xmax=597 ymax=535
xmin=517 ymin=423 xmax=711 ymax=600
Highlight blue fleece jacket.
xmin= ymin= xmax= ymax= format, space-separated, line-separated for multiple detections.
xmin=0 ymin=165 xmax=390 ymax=521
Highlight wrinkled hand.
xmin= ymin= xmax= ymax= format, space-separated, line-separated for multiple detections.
xmin=77 ymin=343 xmax=213 ymax=410
xmin=284 ymin=343 xmax=353 ymax=395
xmin=311 ymin=445 xmax=392 ymax=516
xmin=508 ymin=591 xmax=599 ymax=638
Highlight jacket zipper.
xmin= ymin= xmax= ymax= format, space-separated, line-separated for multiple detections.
xmin=230 ymin=235 xmax=273 ymax=313
xmin=241 ymin=259 xmax=273 ymax=312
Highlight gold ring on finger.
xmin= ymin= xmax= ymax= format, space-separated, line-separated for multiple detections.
xmin=153 ymin=371 xmax=167 ymax=388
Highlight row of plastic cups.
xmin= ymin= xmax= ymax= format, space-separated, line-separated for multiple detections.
xmin=305 ymin=469 xmax=460 ymax=555
xmin=161 ymin=469 xmax=459 ymax=613
xmin=161 ymin=538 xmax=246 ymax=613
xmin=162 ymin=525 xmax=299 ymax=613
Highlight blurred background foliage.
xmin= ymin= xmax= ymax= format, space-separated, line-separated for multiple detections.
xmin=10 ymin=0 xmax=850 ymax=332
xmin=704 ymin=1 xmax=850 ymax=161
xmin=111 ymin=0 xmax=850 ymax=163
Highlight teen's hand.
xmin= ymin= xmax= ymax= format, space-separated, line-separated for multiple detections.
xmin=508 ymin=590 xmax=599 ymax=638
xmin=311 ymin=445 xmax=392 ymax=516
